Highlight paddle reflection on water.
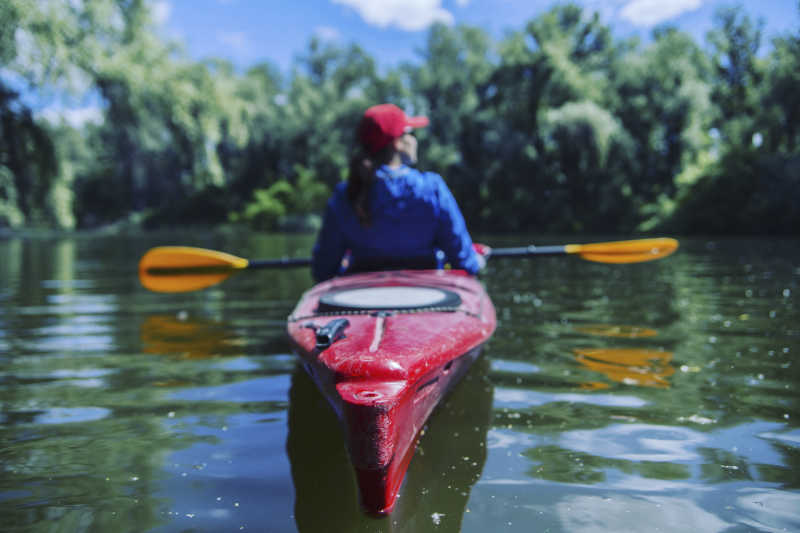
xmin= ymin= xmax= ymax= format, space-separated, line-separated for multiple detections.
xmin=141 ymin=315 xmax=246 ymax=359
xmin=569 ymin=323 xmax=674 ymax=389
xmin=574 ymin=347 xmax=675 ymax=389
xmin=288 ymin=356 xmax=493 ymax=532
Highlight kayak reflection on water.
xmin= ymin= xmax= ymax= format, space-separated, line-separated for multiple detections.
xmin=287 ymin=355 xmax=494 ymax=533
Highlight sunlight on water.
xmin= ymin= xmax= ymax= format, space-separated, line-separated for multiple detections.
xmin=33 ymin=407 xmax=112 ymax=425
xmin=494 ymin=387 xmax=648 ymax=408
xmin=490 ymin=359 xmax=540 ymax=374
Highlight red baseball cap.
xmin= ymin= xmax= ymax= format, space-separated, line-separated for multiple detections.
xmin=358 ymin=104 xmax=429 ymax=154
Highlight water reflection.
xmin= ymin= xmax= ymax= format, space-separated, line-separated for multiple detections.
xmin=141 ymin=314 xmax=245 ymax=359
xmin=555 ymin=495 xmax=731 ymax=532
xmin=288 ymin=356 xmax=493 ymax=532
xmin=2 ymin=235 xmax=799 ymax=532
xmin=571 ymin=323 xmax=674 ymax=389
xmin=573 ymin=324 xmax=658 ymax=338
xmin=574 ymin=348 xmax=674 ymax=389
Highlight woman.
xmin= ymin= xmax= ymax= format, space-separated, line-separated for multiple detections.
xmin=311 ymin=103 xmax=483 ymax=282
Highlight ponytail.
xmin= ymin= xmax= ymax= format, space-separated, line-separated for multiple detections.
xmin=347 ymin=152 xmax=374 ymax=226
xmin=347 ymin=145 xmax=393 ymax=227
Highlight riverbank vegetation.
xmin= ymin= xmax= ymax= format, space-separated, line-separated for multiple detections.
xmin=1 ymin=1 xmax=798 ymax=234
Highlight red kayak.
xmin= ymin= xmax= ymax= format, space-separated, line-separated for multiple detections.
xmin=286 ymin=268 xmax=496 ymax=514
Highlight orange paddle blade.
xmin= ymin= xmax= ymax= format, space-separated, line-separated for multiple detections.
xmin=139 ymin=246 xmax=249 ymax=293
xmin=566 ymin=238 xmax=678 ymax=263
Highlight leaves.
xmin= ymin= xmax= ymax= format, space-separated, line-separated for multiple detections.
xmin=0 ymin=2 xmax=797 ymax=234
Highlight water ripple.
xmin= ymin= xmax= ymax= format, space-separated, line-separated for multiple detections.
xmin=559 ymin=424 xmax=706 ymax=462
xmin=32 ymin=406 xmax=112 ymax=425
xmin=494 ymin=387 xmax=648 ymax=408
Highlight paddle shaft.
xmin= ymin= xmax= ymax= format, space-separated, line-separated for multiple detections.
xmin=244 ymin=243 xmax=662 ymax=265
xmin=251 ymin=239 xmax=677 ymax=265
xmin=252 ymin=246 xmax=568 ymax=268
xmin=488 ymin=245 xmax=567 ymax=258
xmin=249 ymin=257 xmax=312 ymax=269
xmin=145 ymin=249 xmax=562 ymax=273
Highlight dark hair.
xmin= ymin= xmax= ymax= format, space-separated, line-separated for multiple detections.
xmin=347 ymin=145 xmax=393 ymax=226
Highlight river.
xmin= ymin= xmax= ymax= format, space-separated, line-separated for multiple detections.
xmin=1 ymin=232 xmax=798 ymax=532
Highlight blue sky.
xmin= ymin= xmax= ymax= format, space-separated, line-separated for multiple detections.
xmin=155 ymin=0 xmax=800 ymax=73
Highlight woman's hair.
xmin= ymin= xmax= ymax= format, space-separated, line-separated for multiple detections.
xmin=347 ymin=145 xmax=393 ymax=226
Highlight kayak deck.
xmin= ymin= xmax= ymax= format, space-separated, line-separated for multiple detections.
xmin=287 ymin=269 xmax=496 ymax=514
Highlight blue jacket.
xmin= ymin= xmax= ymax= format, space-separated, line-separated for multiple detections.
xmin=312 ymin=165 xmax=480 ymax=282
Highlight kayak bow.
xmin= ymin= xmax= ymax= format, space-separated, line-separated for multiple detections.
xmin=286 ymin=268 xmax=496 ymax=514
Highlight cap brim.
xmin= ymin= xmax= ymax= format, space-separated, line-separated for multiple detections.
xmin=405 ymin=116 xmax=429 ymax=129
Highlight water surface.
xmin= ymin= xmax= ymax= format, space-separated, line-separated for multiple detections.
xmin=1 ymin=233 xmax=798 ymax=532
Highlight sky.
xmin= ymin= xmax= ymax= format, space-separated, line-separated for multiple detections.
xmin=155 ymin=0 xmax=800 ymax=74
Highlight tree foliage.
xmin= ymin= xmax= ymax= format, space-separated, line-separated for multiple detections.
xmin=1 ymin=2 xmax=797 ymax=234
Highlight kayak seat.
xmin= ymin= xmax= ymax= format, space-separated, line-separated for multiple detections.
xmin=317 ymin=286 xmax=461 ymax=313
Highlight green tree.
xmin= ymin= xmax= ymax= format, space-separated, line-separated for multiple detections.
xmin=2 ymin=0 xmax=797 ymax=235
xmin=407 ymin=23 xmax=494 ymax=225
xmin=707 ymin=5 xmax=765 ymax=149
xmin=480 ymin=4 xmax=631 ymax=232
xmin=284 ymin=38 xmax=379 ymax=189
xmin=760 ymin=16 xmax=800 ymax=153
xmin=610 ymin=27 xmax=714 ymax=230
xmin=660 ymin=4 xmax=800 ymax=234
xmin=0 ymin=86 xmax=58 ymax=227
xmin=0 ymin=0 xmax=97 ymax=228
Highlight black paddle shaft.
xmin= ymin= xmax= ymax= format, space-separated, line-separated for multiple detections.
xmin=249 ymin=257 xmax=312 ymax=269
xmin=489 ymin=245 xmax=568 ymax=258
xmin=248 ymin=246 xmax=568 ymax=268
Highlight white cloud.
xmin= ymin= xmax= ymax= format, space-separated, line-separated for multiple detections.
xmin=619 ymin=0 xmax=704 ymax=27
xmin=217 ymin=31 xmax=251 ymax=55
xmin=38 ymin=106 xmax=104 ymax=128
xmin=333 ymin=0 xmax=454 ymax=31
xmin=150 ymin=1 xmax=171 ymax=25
xmin=315 ymin=25 xmax=342 ymax=41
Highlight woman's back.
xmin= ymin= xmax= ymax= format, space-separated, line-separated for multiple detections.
xmin=311 ymin=103 xmax=480 ymax=282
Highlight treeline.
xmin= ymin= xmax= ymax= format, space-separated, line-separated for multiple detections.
xmin=1 ymin=1 xmax=798 ymax=234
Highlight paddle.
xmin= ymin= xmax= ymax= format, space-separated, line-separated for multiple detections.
xmin=139 ymin=237 xmax=678 ymax=293
xmin=487 ymin=237 xmax=678 ymax=264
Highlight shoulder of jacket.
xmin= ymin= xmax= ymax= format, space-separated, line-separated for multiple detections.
xmin=425 ymin=170 xmax=445 ymax=183
xmin=326 ymin=181 xmax=348 ymax=209
xmin=330 ymin=181 xmax=348 ymax=200
xmin=421 ymin=171 xmax=448 ymax=194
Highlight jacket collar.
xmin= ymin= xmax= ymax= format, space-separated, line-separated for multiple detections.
xmin=376 ymin=164 xmax=411 ymax=179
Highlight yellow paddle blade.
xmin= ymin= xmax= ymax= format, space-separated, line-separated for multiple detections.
xmin=139 ymin=246 xmax=249 ymax=293
xmin=566 ymin=238 xmax=678 ymax=264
